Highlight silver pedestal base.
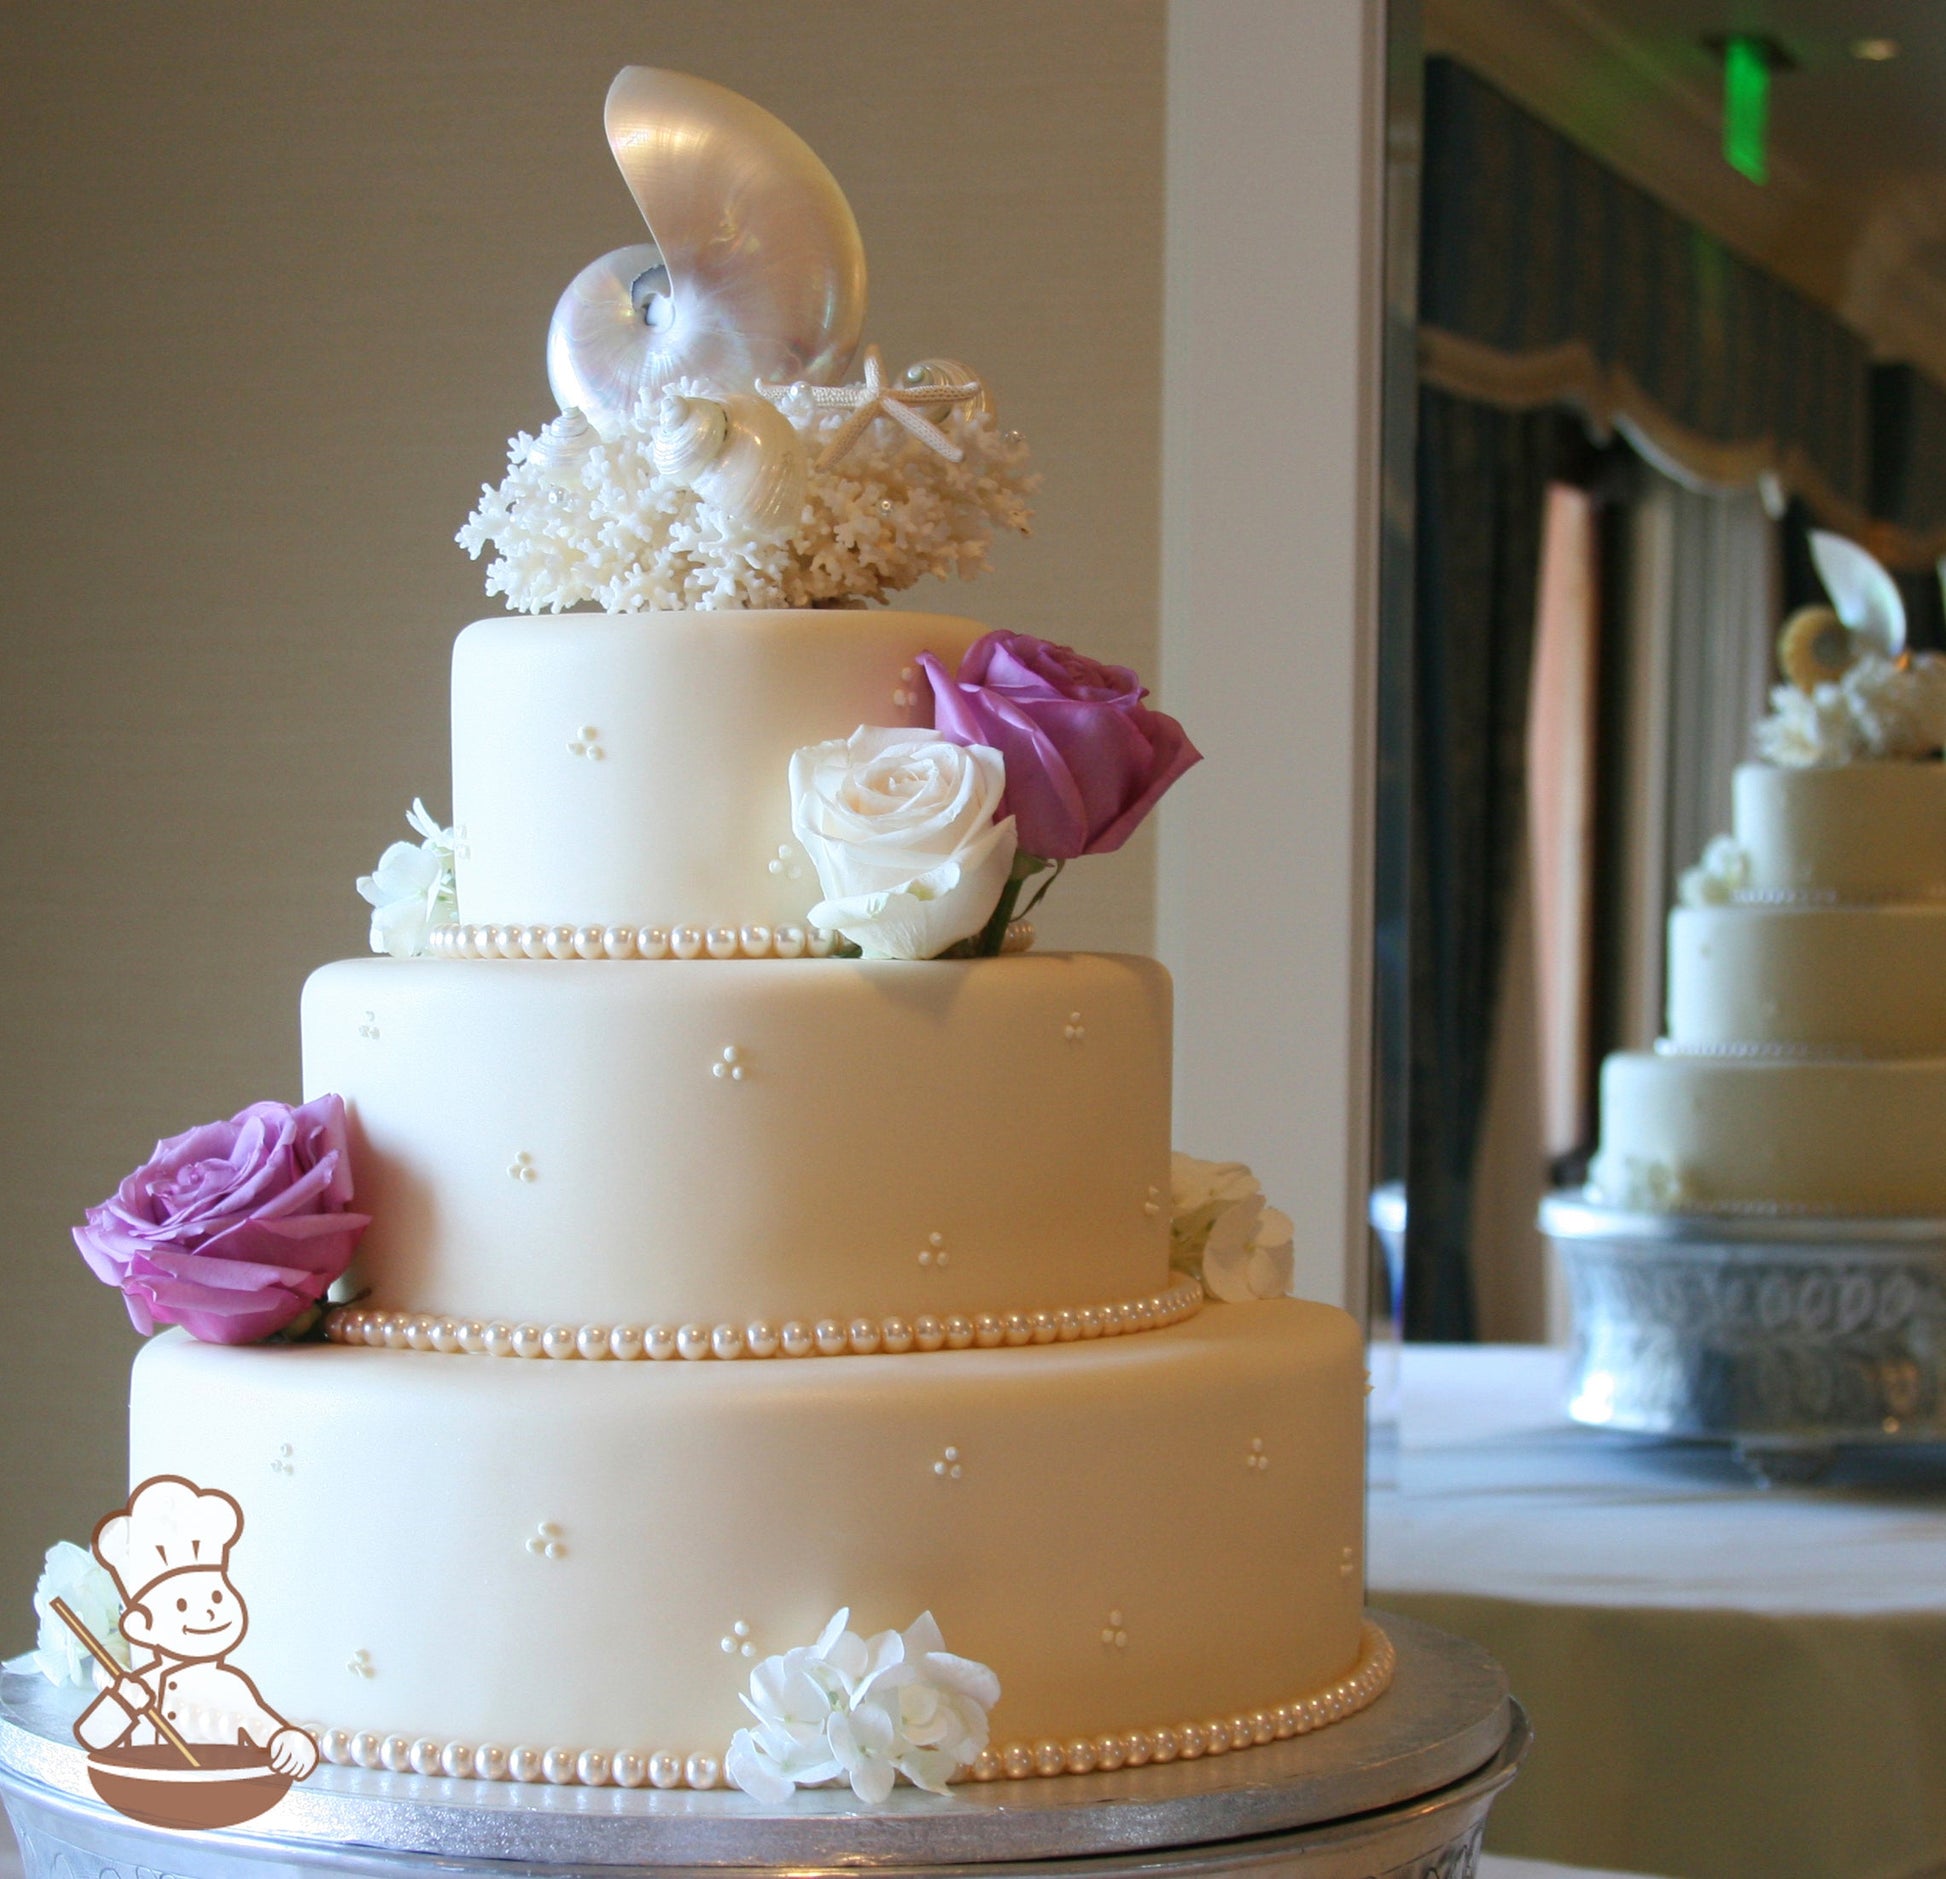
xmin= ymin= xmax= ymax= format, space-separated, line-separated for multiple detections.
xmin=0 ymin=1614 xmax=1522 ymax=1878
xmin=1543 ymin=1192 xmax=1946 ymax=1483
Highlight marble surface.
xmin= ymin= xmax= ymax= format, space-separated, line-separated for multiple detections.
xmin=1370 ymin=1345 xmax=1946 ymax=1879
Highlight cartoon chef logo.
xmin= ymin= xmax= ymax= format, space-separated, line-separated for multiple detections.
xmin=67 ymin=1476 xmax=316 ymax=1830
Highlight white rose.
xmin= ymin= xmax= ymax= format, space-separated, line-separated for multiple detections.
xmin=3 ymin=1541 xmax=130 ymax=1689
xmin=790 ymin=729 xmax=1016 ymax=960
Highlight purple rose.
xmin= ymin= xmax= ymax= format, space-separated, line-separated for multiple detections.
xmin=73 ymin=1095 xmax=370 ymax=1345
xmin=919 ymin=632 xmax=1201 ymax=860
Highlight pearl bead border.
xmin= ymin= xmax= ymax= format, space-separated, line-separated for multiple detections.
xmin=426 ymin=920 xmax=1036 ymax=961
xmin=971 ymin=1621 xmax=1395 ymax=1782
xmin=430 ymin=922 xmax=836 ymax=961
xmin=323 ymin=1278 xmax=1206 ymax=1362
xmin=1654 ymin=1038 xmax=1870 ymax=1061
xmin=305 ymin=1624 xmax=1393 ymax=1792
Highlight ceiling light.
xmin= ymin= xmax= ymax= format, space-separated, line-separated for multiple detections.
xmin=1851 ymin=37 xmax=1900 ymax=61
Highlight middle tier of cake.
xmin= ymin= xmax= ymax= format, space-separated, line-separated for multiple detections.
xmin=303 ymin=953 xmax=1174 ymax=1327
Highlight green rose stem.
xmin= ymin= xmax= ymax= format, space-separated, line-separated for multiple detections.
xmin=972 ymin=854 xmax=1062 ymax=957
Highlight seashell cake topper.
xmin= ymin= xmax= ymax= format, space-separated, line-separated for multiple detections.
xmin=547 ymin=68 xmax=867 ymax=437
xmin=459 ymin=67 xmax=1035 ymax=614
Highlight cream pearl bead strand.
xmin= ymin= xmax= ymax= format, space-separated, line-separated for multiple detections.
xmin=427 ymin=923 xmax=836 ymax=962
xmin=308 ymin=1625 xmax=1393 ymax=1793
xmin=969 ymin=1623 xmax=1396 ymax=1783
xmin=423 ymin=920 xmax=1038 ymax=961
xmin=323 ymin=1279 xmax=1204 ymax=1364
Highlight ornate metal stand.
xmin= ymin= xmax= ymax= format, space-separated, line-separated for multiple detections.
xmin=1 ymin=1613 xmax=1521 ymax=1879
xmin=1543 ymin=1192 xmax=1946 ymax=1483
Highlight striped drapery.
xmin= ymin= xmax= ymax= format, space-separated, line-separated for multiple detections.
xmin=1421 ymin=57 xmax=1946 ymax=566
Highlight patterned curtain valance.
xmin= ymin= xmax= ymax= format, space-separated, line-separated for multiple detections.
xmin=1420 ymin=57 xmax=1946 ymax=566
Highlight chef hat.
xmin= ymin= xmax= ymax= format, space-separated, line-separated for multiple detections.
xmin=93 ymin=1476 xmax=243 ymax=1606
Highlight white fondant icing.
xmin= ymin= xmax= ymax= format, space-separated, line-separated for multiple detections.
xmin=450 ymin=612 xmax=984 ymax=931
xmin=129 ymin=1302 xmax=1365 ymax=1760
xmin=303 ymin=954 xmax=1173 ymax=1329
xmin=1667 ymin=904 xmax=1946 ymax=1055
xmin=1733 ymin=761 xmax=1946 ymax=902
xmin=1598 ymin=1051 xmax=1946 ymax=1214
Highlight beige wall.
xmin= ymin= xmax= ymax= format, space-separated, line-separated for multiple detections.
xmin=0 ymin=1 xmax=1164 ymax=1633
xmin=1159 ymin=0 xmax=1383 ymax=1307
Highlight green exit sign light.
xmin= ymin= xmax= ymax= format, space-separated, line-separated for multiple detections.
xmin=1708 ymin=33 xmax=1793 ymax=185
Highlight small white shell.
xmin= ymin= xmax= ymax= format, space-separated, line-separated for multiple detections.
xmin=524 ymin=407 xmax=602 ymax=484
xmin=901 ymin=357 xmax=991 ymax=425
xmin=651 ymin=391 xmax=807 ymax=535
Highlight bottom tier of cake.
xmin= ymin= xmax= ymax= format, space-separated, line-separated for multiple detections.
xmin=126 ymin=1299 xmax=1370 ymax=1782
xmin=1597 ymin=1050 xmax=1946 ymax=1213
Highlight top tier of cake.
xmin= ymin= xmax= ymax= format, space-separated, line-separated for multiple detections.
xmin=452 ymin=611 xmax=984 ymax=933
xmin=1732 ymin=761 xmax=1946 ymax=902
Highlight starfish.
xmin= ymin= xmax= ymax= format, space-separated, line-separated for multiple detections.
xmin=780 ymin=346 xmax=983 ymax=471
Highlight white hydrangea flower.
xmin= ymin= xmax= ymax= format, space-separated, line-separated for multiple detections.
xmin=456 ymin=383 xmax=1036 ymax=615
xmin=2 ymin=1541 xmax=129 ymax=1688
xmin=356 ymin=800 xmax=457 ymax=959
xmin=1169 ymin=1154 xmax=1296 ymax=1302
xmin=1587 ymin=1152 xmax=1693 ymax=1212
xmin=1755 ymin=678 xmax=1865 ymax=767
xmin=1677 ymin=834 xmax=1752 ymax=908
xmin=1754 ymin=654 xmax=1946 ymax=768
xmin=1844 ymin=652 xmax=1946 ymax=760
xmin=725 ymin=1608 xmax=999 ymax=1804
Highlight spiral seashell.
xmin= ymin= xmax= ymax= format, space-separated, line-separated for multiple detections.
xmin=524 ymin=407 xmax=602 ymax=484
xmin=901 ymin=358 xmax=992 ymax=425
xmin=651 ymin=390 xmax=808 ymax=535
xmin=1810 ymin=529 xmax=1905 ymax=659
xmin=546 ymin=69 xmax=867 ymax=436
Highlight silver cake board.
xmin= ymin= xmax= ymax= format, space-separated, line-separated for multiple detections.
xmin=1542 ymin=1193 xmax=1946 ymax=1484
xmin=0 ymin=1612 xmax=1521 ymax=1878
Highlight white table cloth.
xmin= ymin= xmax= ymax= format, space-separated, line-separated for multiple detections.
xmin=1369 ymin=1345 xmax=1946 ymax=1879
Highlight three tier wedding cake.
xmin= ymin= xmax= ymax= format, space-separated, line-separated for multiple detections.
xmin=1591 ymin=533 xmax=1946 ymax=1217
xmin=13 ymin=69 xmax=1383 ymax=1807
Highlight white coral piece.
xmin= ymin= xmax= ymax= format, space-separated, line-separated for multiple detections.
xmin=457 ymin=379 xmax=1036 ymax=614
xmin=1755 ymin=653 xmax=1946 ymax=768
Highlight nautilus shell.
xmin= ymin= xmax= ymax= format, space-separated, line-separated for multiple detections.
xmin=524 ymin=407 xmax=602 ymax=485
xmin=651 ymin=390 xmax=808 ymax=534
xmin=1810 ymin=529 xmax=1905 ymax=658
xmin=547 ymin=68 xmax=868 ymax=438
xmin=901 ymin=358 xmax=992 ymax=425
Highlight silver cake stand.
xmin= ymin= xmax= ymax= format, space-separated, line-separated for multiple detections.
xmin=1543 ymin=1192 xmax=1946 ymax=1484
xmin=0 ymin=1613 xmax=1522 ymax=1879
